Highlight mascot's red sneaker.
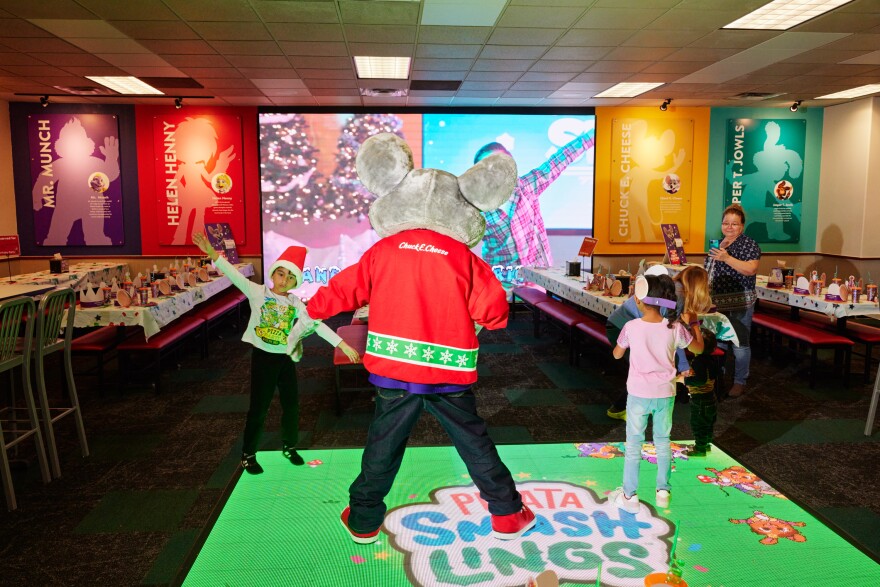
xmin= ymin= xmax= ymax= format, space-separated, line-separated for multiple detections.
xmin=491 ymin=505 xmax=536 ymax=540
xmin=340 ymin=507 xmax=381 ymax=544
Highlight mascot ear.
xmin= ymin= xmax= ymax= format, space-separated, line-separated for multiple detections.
xmin=355 ymin=133 xmax=414 ymax=197
xmin=458 ymin=152 xmax=517 ymax=212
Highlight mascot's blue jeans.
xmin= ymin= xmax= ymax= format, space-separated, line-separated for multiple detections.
xmin=347 ymin=387 xmax=523 ymax=533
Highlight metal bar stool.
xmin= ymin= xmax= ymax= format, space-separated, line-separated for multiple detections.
xmin=33 ymin=288 xmax=89 ymax=478
xmin=0 ymin=296 xmax=51 ymax=510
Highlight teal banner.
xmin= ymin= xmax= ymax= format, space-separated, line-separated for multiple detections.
xmin=724 ymin=118 xmax=806 ymax=244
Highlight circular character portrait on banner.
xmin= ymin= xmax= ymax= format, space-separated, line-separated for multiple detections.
xmin=774 ymin=180 xmax=793 ymax=201
xmin=662 ymin=173 xmax=681 ymax=194
xmin=88 ymin=171 xmax=110 ymax=193
xmin=212 ymin=172 xmax=233 ymax=194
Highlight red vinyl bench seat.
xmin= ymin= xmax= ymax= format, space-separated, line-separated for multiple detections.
xmin=533 ymin=299 xmax=590 ymax=365
xmin=71 ymin=325 xmax=126 ymax=390
xmin=191 ymin=290 xmax=246 ymax=322
xmin=333 ymin=324 xmax=371 ymax=415
xmin=116 ymin=316 xmax=206 ymax=393
xmin=788 ymin=311 xmax=880 ymax=382
xmin=752 ymin=312 xmax=853 ymax=386
xmin=71 ymin=325 xmax=120 ymax=352
xmin=511 ymin=286 xmax=553 ymax=337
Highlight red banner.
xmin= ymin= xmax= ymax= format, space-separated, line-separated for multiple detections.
xmin=151 ymin=114 xmax=245 ymax=246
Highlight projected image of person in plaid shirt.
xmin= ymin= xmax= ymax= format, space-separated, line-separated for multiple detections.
xmin=474 ymin=130 xmax=595 ymax=287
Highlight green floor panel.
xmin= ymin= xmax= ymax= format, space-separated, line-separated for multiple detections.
xmin=77 ymin=489 xmax=199 ymax=533
xmin=191 ymin=394 xmax=250 ymax=414
xmin=89 ymin=434 xmax=164 ymax=460
xmin=504 ymin=388 xmax=572 ymax=407
xmin=735 ymin=419 xmax=874 ymax=444
xmin=487 ymin=425 xmax=534 ymax=444
xmin=182 ymin=444 xmax=879 ymax=587
xmin=537 ymin=362 xmax=588 ymax=389
xmin=141 ymin=529 xmax=200 ymax=585
xmin=480 ymin=344 xmax=524 ymax=354
xmin=168 ymin=368 xmax=226 ymax=383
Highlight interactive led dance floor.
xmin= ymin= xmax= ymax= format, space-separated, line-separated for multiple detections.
xmin=181 ymin=443 xmax=879 ymax=587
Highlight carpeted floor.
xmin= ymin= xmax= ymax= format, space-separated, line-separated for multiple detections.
xmin=2 ymin=312 xmax=878 ymax=585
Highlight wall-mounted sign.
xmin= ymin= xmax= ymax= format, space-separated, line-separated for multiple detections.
xmin=610 ymin=118 xmax=694 ymax=244
xmin=724 ymin=118 xmax=806 ymax=244
xmin=152 ymin=115 xmax=245 ymax=246
xmin=609 ymin=118 xmax=694 ymax=243
xmin=28 ymin=114 xmax=123 ymax=246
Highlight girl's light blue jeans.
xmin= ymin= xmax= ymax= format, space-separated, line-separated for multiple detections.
xmin=623 ymin=395 xmax=675 ymax=497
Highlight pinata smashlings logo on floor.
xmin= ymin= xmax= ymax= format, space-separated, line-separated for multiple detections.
xmin=383 ymin=481 xmax=673 ymax=587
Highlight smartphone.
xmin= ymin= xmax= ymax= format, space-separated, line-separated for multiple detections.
xmin=709 ymin=239 xmax=720 ymax=249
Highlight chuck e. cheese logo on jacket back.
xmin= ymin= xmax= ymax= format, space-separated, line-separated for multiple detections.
xmin=254 ymin=298 xmax=297 ymax=345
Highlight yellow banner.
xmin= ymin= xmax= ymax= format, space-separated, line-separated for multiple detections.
xmin=610 ymin=118 xmax=694 ymax=243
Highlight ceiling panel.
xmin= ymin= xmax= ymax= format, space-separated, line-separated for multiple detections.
xmin=161 ymin=0 xmax=259 ymax=22
xmin=265 ymin=23 xmax=345 ymax=43
xmin=2 ymin=0 xmax=878 ymax=109
xmin=109 ymin=21 xmax=199 ymax=40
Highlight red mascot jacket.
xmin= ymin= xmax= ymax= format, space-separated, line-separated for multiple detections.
xmin=307 ymin=228 xmax=508 ymax=385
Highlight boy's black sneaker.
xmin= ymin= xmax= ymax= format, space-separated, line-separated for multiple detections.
xmin=241 ymin=453 xmax=264 ymax=474
xmin=282 ymin=445 xmax=305 ymax=466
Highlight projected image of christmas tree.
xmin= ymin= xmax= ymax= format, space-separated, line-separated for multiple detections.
xmin=260 ymin=113 xmax=404 ymax=225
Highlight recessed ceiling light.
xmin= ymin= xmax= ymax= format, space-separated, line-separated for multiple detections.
xmin=85 ymin=76 xmax=164 ymax=95
xmin=723 ymin=0 xmax=853 ymax=31
xmin=353 ymin=56 xmax=411 ymax=80
xmin=815 ymin=84 xmax=880 ymax=99
xmin=593 ymin=82 xmax=664 ymax=98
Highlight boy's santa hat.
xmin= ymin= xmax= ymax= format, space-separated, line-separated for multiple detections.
xmin=268 ymin=246 xmax=306 ymax=286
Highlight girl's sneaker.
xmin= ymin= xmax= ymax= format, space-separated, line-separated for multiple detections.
xmin=656 ymin=489 xmax=671 ymax=508
xmin=241 ymin=453 xmax=264 ymax=475
xmin=610 ymin=488 xmax=640 ymax=514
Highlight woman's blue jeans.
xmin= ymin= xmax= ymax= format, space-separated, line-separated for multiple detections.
xmin=722 ymin=304 xmax=754 ymax=385
xmin=347 ymin=387 xmax=523 ymax=534
xmin=624 ymin=395 xmax=675 ymax=497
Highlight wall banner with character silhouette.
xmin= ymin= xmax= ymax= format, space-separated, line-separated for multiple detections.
xmin=151 ymin=114 xmax=245 ymax=246
xmin=609 ymin=117 xmax=694 ymax=244
xmin=724 ymin=118 xmax=806 ymax=244
xmin=28 ymin=113 xmax=124 ymax=247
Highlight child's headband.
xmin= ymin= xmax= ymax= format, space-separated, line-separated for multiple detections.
xmin=634 ymin=276 xmax=677 ymax=309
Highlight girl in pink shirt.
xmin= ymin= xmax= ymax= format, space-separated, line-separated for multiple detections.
xmin=610 ymin=274 xmax=704 ymax=513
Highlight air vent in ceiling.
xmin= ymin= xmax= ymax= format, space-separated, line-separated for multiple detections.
xmin=53 ymin=85 xmax=115 ymax=96
xmin=360 ymin=87 xmax=408 ymax=97
xmin=410 ymin=80 xmax=462 ymax=92
xmin=732 ymin=92 xmax=784 ymax=100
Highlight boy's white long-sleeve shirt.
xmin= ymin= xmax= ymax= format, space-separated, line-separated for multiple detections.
xmin=214 ymin=257 xmax=341 ymax=360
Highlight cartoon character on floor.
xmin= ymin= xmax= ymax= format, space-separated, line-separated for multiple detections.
xmin=575 ymin=442 xmax=624 ymax=459
xmin=729 ymin=510 xmax=807 ymax=545
xmin=307 ymin=133 xmax=539 ymax=544
xmin=641 ymin=442 xmax=689 ymax=465
xmin=698 ymin=466 xmax=786 ymax=499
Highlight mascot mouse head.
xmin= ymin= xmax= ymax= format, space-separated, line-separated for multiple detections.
xmin=356 ymin=133 xmax=518 ymax=248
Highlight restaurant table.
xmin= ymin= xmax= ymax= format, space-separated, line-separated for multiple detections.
xmin=69 ymin=263 xmax=254 ymax=340
xmin=754 ymin=275 xmax=879 ymax=326
xmin=5 ymin=261 xmax=130 ymax=292
xmin=522 ymin=266 xmax=740 ymax=346
xmin=0 ymin=283 xmax=57 ymax=301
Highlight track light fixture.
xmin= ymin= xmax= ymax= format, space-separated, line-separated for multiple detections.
xmin=40 ymin=95 xmax=49 ymax=108
xmin=790 ymin=100 xmax=802 ymax=112
xmin=174 ymin=97 xmax=183 ymax=109
xmin=660 ymin=98 xmax=671 ymax=111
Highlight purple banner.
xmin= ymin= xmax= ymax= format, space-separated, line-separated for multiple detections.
xmin=28 ymin=114 xmax=123 ymax=246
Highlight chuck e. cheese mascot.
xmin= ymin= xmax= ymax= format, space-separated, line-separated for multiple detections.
xmin=307 ymin=133 xmax=537 ymax=545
